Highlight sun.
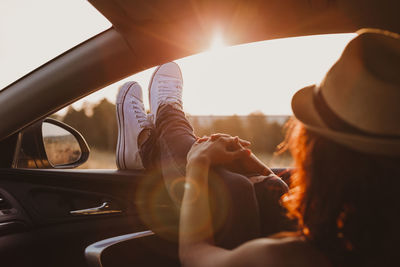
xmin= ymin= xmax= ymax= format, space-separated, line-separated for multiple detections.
xmin=209 ymin=32 xmax=226 ymax=52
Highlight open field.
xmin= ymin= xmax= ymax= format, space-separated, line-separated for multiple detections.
xmin=78 ymin=149 xmax=293 ymax=169
xmin=78 ymin=149 xmax=116 ymax=169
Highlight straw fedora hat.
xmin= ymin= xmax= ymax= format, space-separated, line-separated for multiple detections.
xmin=291 ymin=29 xmax=400 ymax=156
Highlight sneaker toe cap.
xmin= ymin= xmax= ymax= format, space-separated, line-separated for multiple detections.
xmin=156 ymin=62 xmax=182 ymax=79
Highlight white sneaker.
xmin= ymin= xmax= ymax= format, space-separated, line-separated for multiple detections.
xmin=148 ymin=62 xmax=183 ymax=123
xmin=116 ymin=81 xmax=151 ymax=169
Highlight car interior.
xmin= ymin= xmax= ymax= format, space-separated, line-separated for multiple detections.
xmin=0 ymin=0 xmax=399 ymax=266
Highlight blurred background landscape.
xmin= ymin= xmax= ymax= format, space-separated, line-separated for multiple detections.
xmin=53 ymin=98 xmax=293 ymax=169
xmin=46 ymin=33 xmax=356 ymax=170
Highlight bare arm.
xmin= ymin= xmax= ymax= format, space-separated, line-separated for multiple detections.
xmin=179 ymin=157 xmax=213 ymax=260
xmin=179 ymin=136 xmax=275 ymax=267
xmin=179 ymin=135 xmax=328 ymax=267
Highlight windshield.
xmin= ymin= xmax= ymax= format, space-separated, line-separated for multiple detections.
xmin=0 ymin=0 xmax=111 ymax=90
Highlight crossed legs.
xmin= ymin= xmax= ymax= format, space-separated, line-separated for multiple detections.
xmin=141 ymin=104 xmax=267 ymax=248
xmin=118 ymin=63 xmax=290 ymax=250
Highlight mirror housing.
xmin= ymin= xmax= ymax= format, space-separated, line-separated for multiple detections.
xmin=13 ymin=118 xmax=90 ymax=169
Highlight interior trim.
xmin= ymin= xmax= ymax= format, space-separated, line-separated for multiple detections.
xmin=85 ymin=230 xmax=154 ymax=267
xmin=0 ymin=28 xmax=140 ymax=141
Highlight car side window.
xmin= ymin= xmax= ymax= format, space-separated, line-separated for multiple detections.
xmin=50 ymin=87 xmax=293 ymax=169
xmin=35 ymin=34 xmax=355 ymax=169
xmin=53 ymin=87 xmax=119 ymax=169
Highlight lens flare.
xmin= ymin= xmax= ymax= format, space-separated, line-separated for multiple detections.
xmin=209 ymin=31 xmax=226 ymax=52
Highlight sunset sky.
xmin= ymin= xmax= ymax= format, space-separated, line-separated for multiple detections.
xmin=72 ymin=33 xmax=355 ymax=115
xmin=1 ymin=0 xmax=355 ymax=116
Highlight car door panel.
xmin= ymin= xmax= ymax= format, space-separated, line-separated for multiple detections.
xmin=0 ymin=167 xmax=290 ymax=266
xmin=85 ymin=230 xmax=180 ymax=267
xmin=0 ymin=169 xmax=168 ymax=267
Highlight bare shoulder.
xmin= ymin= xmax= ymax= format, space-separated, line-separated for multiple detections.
xmin=234 ymin=236 xmax=331 ymax=267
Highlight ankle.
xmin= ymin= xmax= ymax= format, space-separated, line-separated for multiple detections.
xmin=138 ymin=129 xmax=151 ymax=147
xmin=157 ymin=103 xmax=182 ymax=117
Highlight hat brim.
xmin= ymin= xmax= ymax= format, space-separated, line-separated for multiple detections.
xmin=291 ymin=85 xmax=400 ymax=156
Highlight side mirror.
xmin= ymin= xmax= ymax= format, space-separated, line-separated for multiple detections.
xmin=14 ymin=118 xmax=89 ymax=169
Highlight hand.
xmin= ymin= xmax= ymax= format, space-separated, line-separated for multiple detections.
xmin=196 ymin=133 xmax=251 ymax=148
xmin=196 ymin=134 xmax=272 ymax=176
xmin=187 ymin=134 xmax=250 ymax=167
xmin=227 ymin=152 xmax=273 ymax=176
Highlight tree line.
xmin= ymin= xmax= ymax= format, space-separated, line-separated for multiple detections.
xmin=58 ymin=99 xmax=289 ymax=155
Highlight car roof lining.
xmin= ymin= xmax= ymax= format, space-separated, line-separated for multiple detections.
xmin=90 ymin=0 xmax=400 ymax=69
xmin=1 ymin=0 xmax=399 ymax=141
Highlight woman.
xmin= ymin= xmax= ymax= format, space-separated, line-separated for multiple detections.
xmin=117 ymin=28 xmax=400 ymax=266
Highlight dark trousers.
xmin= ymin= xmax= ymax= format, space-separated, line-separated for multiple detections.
xmin=141 ymin=105 xmax=290 ymax=249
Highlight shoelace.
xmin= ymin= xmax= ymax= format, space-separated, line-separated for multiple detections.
xmin=157 ymin=79 xmax=183 ymax=108
xmin=131 ymin=100 xmax=152 ymax=128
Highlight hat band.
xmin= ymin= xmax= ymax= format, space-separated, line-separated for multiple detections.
xmin=313 ymin=88 xmax=400 ymax=139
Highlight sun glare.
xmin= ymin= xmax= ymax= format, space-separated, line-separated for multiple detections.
xmin=62 ymin=33 xmax=355 ymax=117
xmin=209 ymin=32 xmax=226 ymax=51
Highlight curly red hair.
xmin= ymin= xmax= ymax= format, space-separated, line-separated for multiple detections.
xmin=282 ymin=119 xmax=400 ymax=266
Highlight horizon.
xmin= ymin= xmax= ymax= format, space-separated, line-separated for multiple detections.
xmin=57 ymin=33 xmax=355 ymax=116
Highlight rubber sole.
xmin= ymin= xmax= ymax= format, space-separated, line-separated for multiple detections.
xmin=116 ymin=81 xmax=138 ymax=169
xmin=148 ymin=65 xmax=162 ymax=122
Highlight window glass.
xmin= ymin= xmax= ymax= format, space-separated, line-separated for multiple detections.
xmin=55 ymin=33 xmax=355 ymax=169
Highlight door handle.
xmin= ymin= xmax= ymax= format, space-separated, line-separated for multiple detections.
xmin=70 ymin=202 xmax=122 ymax=216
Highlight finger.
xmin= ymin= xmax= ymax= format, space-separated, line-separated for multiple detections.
xmin=234 ymin=136 xmax=239 ymax=144
xmin=229 ymin=135 xmax=251 ymax=147
xmin=211 ymin=134 xmax=250 ymax=150
xmin=217 ymin=136 xmax=244 ymax=152
xmin=217 ymin=135 xmax=236 ymax=143
xmin=210 ymin=135 xmax=219 ymax=141
xmin=211 ymin=133 xmax=230 ymax=137
xmin=196 ymin=136 xmax=209 ymax=143
xmin=249 ymin=175 xmax=267 ymax=184
xmin=239 ymin=138 xmax=251 ymax=146
xmin=217 ymin=135 xmax=250 ymax=146
xmin=228 ymin=148 xmax=251 ymax=159
xmin=222 ymin=136 xmax=245 ymax=147
xmin=210 ymin=133 xmax=232 ymax=141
